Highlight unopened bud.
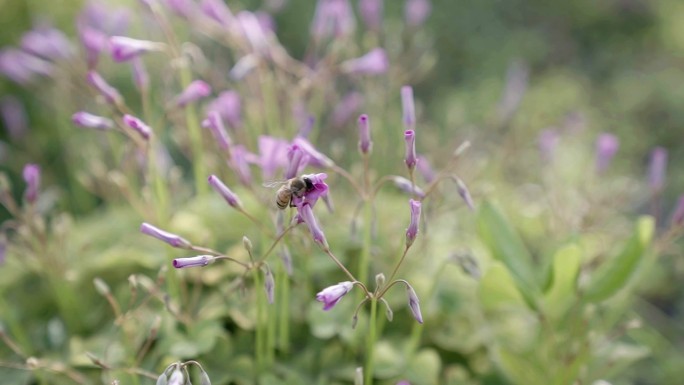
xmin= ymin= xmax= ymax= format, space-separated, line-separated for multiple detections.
xmin=354 ymin=367 xmax=363 ymax=385
xmin=375 ymin=273 xmax=385 ymax=289
xmin=242 ymin=236 xmax=253 ymax=254
xmin=93 ymin=277 xmax=110 ymax=296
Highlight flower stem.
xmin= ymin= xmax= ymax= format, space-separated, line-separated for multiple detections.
xmin=365 ymin=297 xmax=378 ymax=385
xmin=179 ymin=66 xmax=208 ymax=196
xmin=277 ymin=264 xmax=290 ymax=353
xmin=253 ymin=268 xmax=265 ymax=374
xmin=358 ymin=198 xmax=373 ymax=289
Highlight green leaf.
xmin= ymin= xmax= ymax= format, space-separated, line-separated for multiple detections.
xmin=584 ymin=216 xmax=654 ymax=302
xmin=479 ymin=263 xmax=526 ymax=310
xmin=496 ymin=346 xmax=549 ymax=385
xmin=477 ymin=201 xmax=539 ymax=308
xmin=543 ymin=244 xmax=582 ymax=319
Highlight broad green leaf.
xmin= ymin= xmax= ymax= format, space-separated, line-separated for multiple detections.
xmin=496 ymin=346 xmax=549 ymax=385
xmin=479 ymin=263 xmax=526 ymax=310
xmin=477 ymin=201 xmax=539 ymax=308
xmin=543 ymin=244 xmax=582 ymax=319
xmin=584 ymin=216 xmax=654 ymax=302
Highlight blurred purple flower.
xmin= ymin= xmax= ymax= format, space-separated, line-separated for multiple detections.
xmin=174 ymin=80 xmax=212 ymax=107
xmin=331 ymin=92 xmax=363 ymax=127
xmin=392 ymin=176 xmax=425 ymax=198
xmin=359 ymin=0 xmax=383 ymax=31
xmin=258 ymin=136 xmax=289 ymax=180
xmin=164 ymin=0 xmax=198 ymax=18
xmin=595 ymin=133 xmax=619 ymax=173
xmin=72 ymin=111 xmax=114 ymax=130
xmin=140 ymin=222 xmax=192 ymax=248
xmin=316 ymin=281 xmax=353 ymax=310
xmin=405 ymin=282 xmax=423 ymax=323
xmin=0 ymin=96 xmax=28 ymax=139
xmin=21 ymin=26 xmax=73 ymax=60
xmin=230 ymin=145 xmax=253 ymax=186
xmin=202 ymin=111 xmax=233 ymax=151
xmin=648 ymin=147 xmax=667 ymax=193
xmin=672 ymin=195 xmax=684 ymax=226
xmin=285 ymin=144 xmax=307 ymax=179
xmin=0 ymin=48 xmax=53 ymax=84
xmin=538 ymin=129 xmax=559 ymax=162
xmin=340 ymin=48 xmax=388 ymax=75
xmin=406 ymin=199 xmax=421 ymax=246
xmin=87 ymin=71 xmax=123 ymax=105
xmin=208 ymin=174 xmax=243 ymax=209
xmin=207 ymin=91 xmax=242 ymax=128
xmin=131 ymin=57 xmax=149 ymax=90
xmin=110 ymin=36 xmax=164 ymax=62
xmin=123 ymin=114 xmax=152 ymax=140
xmin=173 ymin=255 xmax=212 ymax=268
xmin=255 ymin=11 xmax=277 ymax=34
xmin=200 ymin=0 xmax=234 ymax=26
xmin=77 ymin=1 xmax=130 ymax=68
xmin=416 ymin=155 xmax=435 ymax=183
xmin=292 ymin=137 xmax=335 ymax=168
xmin=401 ymin=86 xmax=415 ymax=130
xmin=453 ymin=176 xmax=474 ymax=210
xmin=298 ymin=202 xmax=329 ymax=249
xmin=291 ymin=173 xmax=329 ymax=209
xmin=264 ymin=267 xmax=275 ymax=304
xmin=237 ymin=11 xmax=270 ymax=53
xmin=358 ymin=114 xmax=372 ymax=154
xmin=22 ymin=163 xmax=40 ymax=204
xmin=404 ymin=130 xmax=417 ymax=170
xmin=311 ymin=0 xmax=356 ymax=41
xmin=405 ymin=0 xmax=431 ymax=27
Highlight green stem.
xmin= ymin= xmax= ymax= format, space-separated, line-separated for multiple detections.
xmin=277 ymin=264 xmax=290 ymax=353
xmin=266 ymin=289 xmax=276 ymax=366
xmin=358 ymin=199 xmax=373 ymax=289
xmin=148 ymin=142 xmax=170 ymax=222
xmin=253 ymin=268 xmax=265 ymax=374
xmin=365 ymin=297 xmax=378 ymax=385
xmin=179 ymin=66 xmax=208 ymax=195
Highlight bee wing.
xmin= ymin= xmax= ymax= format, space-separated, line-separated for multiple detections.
xmin=262 ymin=179 xmax=288 ymax=188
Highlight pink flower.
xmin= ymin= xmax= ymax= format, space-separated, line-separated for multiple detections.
xmin=123 ymin=114 xmax=152 ymax=140
xmin=202 ymin=111 xmax=233 ymax=151
xmin=292 ymin=137 xmax=335 ymax=168
xmin=258 ymin=136 xmax=289 ymax=180
xmin=110 ymin=36 xmax=164 ymax=62
xmin=405 ymin=0 xmax=431 ymax=27
xmin=359 ymin=0 xmax=383 ymax=31
xmin=200 ymin=0 xmax=234 ymax=26
xmin=174 ymin=80 xmax=212 ymax=107
xmin=72 ymin=112 xmax=114 ymax=130
xmin=316 ymin=281 xmax=354 ymax=310
xmin=207 ymin=91 xmax=242 ymax=128
xmin=340 ymin=48 xmax=388 ymax=75
xmin=311 ymin=0 xmax=356 ymax=41
xmin=87 ymin=71 xmax=123 ymax=105
xmin=291 ymin=173 xmax=329 ymax=209
xmin=21 ymin=26 xmax=73 ymax=60
xmin=22 ymin=163 xmax=40 ymax=204
xmin=595 ymin=133 xmax=619 ymax=173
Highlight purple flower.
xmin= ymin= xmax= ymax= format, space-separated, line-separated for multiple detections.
xmin=404 ymin=130 xmax=417 ymax=170
xmin=0 ymin=48 xmax=53 ymax=84
xmin=255 ymin=11 xmax=277 ymax=34
xmin=397 ymin=381 xmax=411 ymax=385
xmin=401 ymin=86 xmax=415 ymax=130
xmin=174 ymin=80 xmax=212 ymax=107
xmin=236 ymin=11 xmax=270 ymax=53
xmin=405 ymin=282 xmax=423 ymax=323
xmin=392 ymin=176 xmax=425 ymax=198
xmin=230 ymin=145 xmax=253 ymax=186
xmin=264 ymin=267 xmax=275 ymax=304
xmin=77 ymin=1 xmax=130 ymax=68
xmin=416 ymin=155 xmax=435 ymax=183
xmin=208 ymin=174 xmax=243 ymax=209
xmin=648 ymin=147 xmax=667 ymax=192
xmin=258 ymin=136 xmax=289 ymax=180
xmin=595 ymin=133 xmax=619 ymax=173
xmin=207 ymin=91 xmax=242 ymax=128
xmin=331 ymin=92 xmax=363 ymax=127
xmin=311 ymin=0 xmax=356 ymax=41
xmin=405 ymin=0 xmax=431 ymax=27
xmin=72 ymin=112 xmax=114 ymax=130
xmin=164 ymin=0 xmax=198 ymax=18
xmin=87 ymin=71 xmax=123 ymax=105
xmin=202 ymin=111 xmax=233 ymax=151
xmin=359 ymin=0 xmax=383 ymax=31
xmin=78 ymin=26 xmax=109 ymax=68
xmin=0 ymin=96 xmax=28 ymax=139
xmin=316 ymin=281 xmax=354 ymax=310
xmin=285 ymin=145 xmax=307 ymax=179
xmin=140 ymin=222 xmax=192 ymax=248
xmin=453 ymin=176 xmax=474 ymax=210
xmin=406 ymin=199 xmax=421 ymax=246
xmin=200 ymin=0 xmax=235 ymax=26
xmin=21 ymin=26 xmax=73 ymax=61
xmin=340 ymin=48 xmax=388 ymax=75
xmin=358 ymin=114 xmax=373 ymax=154
xmin=123 ymin=114 xmax=152 ymax=140
xmin=110 ymin=36 xmax=164 ymax=62
xmin=22 ymin=163 xmax=40 ymax=204
xmin=538 ymin=129 xmax=560 ymax=162
xmin=298 ymin=203 xmax=329 ymax=249
xmin=173 ymin=255 xmax=212 ymax=268
xmin=672 ymin=195 xmax=684 ymax=226
xmin=291 ymin=173 xmax=329 ymax=208
xmin=292 ymin=137 xmax=335 ymax=168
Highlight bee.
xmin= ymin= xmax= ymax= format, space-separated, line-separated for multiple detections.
xmin=263 ymin=176 xmax=315 ymax=209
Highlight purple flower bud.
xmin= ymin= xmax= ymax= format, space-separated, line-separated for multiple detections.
xmin=671 ymin=195 xmax=684 ymax=226
xmin=236 ymin=11 xmax=270 ymax=53
xmin=72 ymin=112 xmax=114 ymax=130
xmin=123 ymin=114 xmax=152 ymax=140
xmin=392 ymin=176 xmax=425 ymax=198
xmin=285 ymin=145 xmax=306 ymax=179
xmin=140 ymin=222 xmax=192 ymax=248
xmin=405 ymin=282 xmax=423 ymax=323
xmin=0 ymin=49 xmax=53 ymax=85
xmin=406 ymin=199 xmax=421 ymax=246
xmin=648 ymin=147 xmax=667 ymax=192
xmin=207 ymin=174 xmax=243 ymax=209
xmin=168 ymin=368 xmax=185 ymax=385
xmin=227 ymin=145 xmax=253 ymax=186
xmin=200 ymin=0 xmax=234 ymax=26
xmin=131 ymin=57 xmax=149 ymax=91
xmin=22 ymin=163 xmax=40 ymax=204
xmin=87 ymin=71 xmax=123 ymax=105
xmin=311 ymin=0 xmax=356 ymax=41
xmin=358 ymin=114 xmax=373 ymax=154
xmin=110 ymin=36 xmax=164 ymax=62
xmin=405 ymin=0 xmax=431 ymax=27
xmin=316 ymin=281 xmax=353 ymax=310
xmin=207 ymin=91 xmax=242 ymax=128
xmin=404 ymin=130 xmax=417 ymax=170
xmin=264 ymin=268 xmax=275 ymax=304
xmin=416 ymin=155 xmax=435 ymax=183
xmin=595 ymin=133 xmax=619 ymax=173
xmin=299 ymin=203 xmax=329 ymax=249
xmin=340 ymin=48 xmax=388 ymax=75
xmin=538 ymin=129 xmax=559 ymax=162
xmin=0 ymin=96 xmax=28 ymax=139
xmin=78 ymin=26 xmax=108 ymax=69
xmin=258 ymin=135 xmax=289 ymax=180
xmin=401 ymin=86 xmax=415 ymax=130
xmin=292 ymin=137 xmax=335 ymax=168
xmin=453 ymin=176 xmax=474 ymax=210
xmin=175 ymin=80 xmax=212 ymax=107
xmin=173 ymin=255 xmax=212 ymax=268
xmin=21 ymin=27 xmax=73 ymax=61
xmin=256 ymin=11 xmax=277 ymax=34
xmin=202 ymin=111 xmax=233 ymax=151
xmin=331 ymin=92 xmax=363 ymax=128
xmin=359 ymin=0 xmax=383 ymax=31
